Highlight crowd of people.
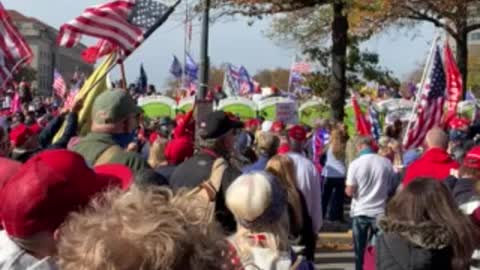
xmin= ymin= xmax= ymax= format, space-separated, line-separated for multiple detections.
xmin=1 ymin=86 xmax=480 ymax=270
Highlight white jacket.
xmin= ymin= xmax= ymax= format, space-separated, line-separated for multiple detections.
xmin=0 ymin=231 xmax=58 ymax=270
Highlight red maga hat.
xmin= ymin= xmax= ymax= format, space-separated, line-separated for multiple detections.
xmin=0 ymin=149 xmax=133 ymax=238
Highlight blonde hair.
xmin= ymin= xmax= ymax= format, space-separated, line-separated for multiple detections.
xmin=225 ymin=173 xmax=289 ymax=261
xmin=265 ymin=155 xmax=303 ymax=230
xmin=58 ymin=187 xmax=229 ymax=270
xmin=147 ymin=137 xmax=167 ymax=169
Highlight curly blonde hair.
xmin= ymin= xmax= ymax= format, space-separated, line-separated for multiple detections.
xmin=58 ymin=187 xmax=230 ymax=270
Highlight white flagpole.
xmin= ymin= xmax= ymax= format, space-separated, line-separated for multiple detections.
xmin=287 ymin=54 xmax=297 ymax=93
xmin=402 ymin=33 xmax=441 ymax=146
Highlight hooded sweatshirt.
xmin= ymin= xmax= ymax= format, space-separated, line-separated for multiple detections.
xmin=402 ymin=148 xmax=459 ymax=187
xmin=0 ymin=231 xmax=58 ymax=270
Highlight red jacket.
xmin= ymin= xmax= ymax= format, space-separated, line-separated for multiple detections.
xmin=403 ymin=148 xmax=459 ymax=186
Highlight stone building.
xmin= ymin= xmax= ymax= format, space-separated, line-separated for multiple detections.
xmin=8 ymin=10 xmax=93 ymax=96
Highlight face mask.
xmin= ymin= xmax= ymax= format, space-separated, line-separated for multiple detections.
xmin=112 ymin=130 xmax=137 ymax=148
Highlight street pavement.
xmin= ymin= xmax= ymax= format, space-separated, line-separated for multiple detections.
xmin=315 ymin=203 xmax=355 ymax=270
xmin=315 ymin=251 xmax=354 ymax=270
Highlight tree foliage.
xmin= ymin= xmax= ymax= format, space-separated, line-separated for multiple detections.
xmin=14 ymin=66 xmax=37 ymax=83
xmin=376 ymin=0 xmax=480 ymax=93
xmin=162 ymin=66 xmax=225 ymax=96
xmin=253 ymin=68 xmax=290 ymax=90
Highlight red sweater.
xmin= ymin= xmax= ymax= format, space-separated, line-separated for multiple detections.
xmin=403 ymin=148 xmax=459 ymax=186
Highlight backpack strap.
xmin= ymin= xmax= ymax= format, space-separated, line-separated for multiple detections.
xmin=94 ymin=145 xmax=124 ymax=166
xmin=186 ymin=158 xmax=228 ymax=223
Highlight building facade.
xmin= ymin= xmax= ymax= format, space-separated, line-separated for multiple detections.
xmin=8 ymin=10 xmax=93 ymax=96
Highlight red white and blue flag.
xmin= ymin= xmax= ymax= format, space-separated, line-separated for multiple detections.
xmin=0 ymin=3 xmax=33 ymax=87
xmin=289 ymin=58 xmax=312 ymax=92
xmin=404 ymin=47 xmax=446 ymax=150
xmin=57 ymin=0 xmax=180 ymax=57
xmin=53 ymin=70 xmax=67 ymax=98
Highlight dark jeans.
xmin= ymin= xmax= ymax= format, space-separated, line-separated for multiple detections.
xmin=322 ymin=177 xmax=346 ymax=221
xmin=352 ymin=216 xmax=378 ymax=270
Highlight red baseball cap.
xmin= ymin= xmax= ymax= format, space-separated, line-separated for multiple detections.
xmin=0 ymin=150 xmax=133 ymax=238
xmin=245 ymin=119 xmax=261 ymax=129
xmin=449 ymin=117 xmax=470 ymax=130
xmin=271 ymin=121 xmax=285 ymax=133
xmin=165 ymin=137 xmax=194 ymax=165
xmin=9 ymin=124 xmax=34 ymax=147
xmin=288 ymin=125 xmax=307 ymax=142
xmin=463 ymin=146 xmax=480 ymax=170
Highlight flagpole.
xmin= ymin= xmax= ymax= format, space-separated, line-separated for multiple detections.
xmin=198 ymin=0 xmax=210 ymax=100
xmin=120 ymin=61 xmax=127 ymax=89
xmin=287 ymin=54 xmax=296 ymax=93
xmin=402 ymin=33 xmax=441 ymax=146
xmin=182 ymin=0 xmax=188 ymax=92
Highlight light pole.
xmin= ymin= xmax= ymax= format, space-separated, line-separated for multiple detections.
xmin=198 ymin=0 xmax=210 ymax=100
xmin=195 ymin=0 xmax=212 ymax=142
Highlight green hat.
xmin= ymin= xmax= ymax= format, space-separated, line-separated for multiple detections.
xmin=92 ymin=89 xmax=140 ymax=125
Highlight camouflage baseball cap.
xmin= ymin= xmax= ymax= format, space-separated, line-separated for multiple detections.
xmin=92 ymin=89 xmax=141 ymax=125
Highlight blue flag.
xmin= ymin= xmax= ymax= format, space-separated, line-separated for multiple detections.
xmin=185 ymin=53 xmax=198 ymax=81
xmin=368 ymin=106 xmax=381 ymax=141
xmin=169 ymin=55 xmax=183 ymax=79
xmin=136 ymin=64 xmax=148 ymax=93
xmin=238 ymin=66 xmax=254 ymax=94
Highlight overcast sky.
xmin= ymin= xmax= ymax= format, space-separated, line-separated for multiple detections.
xmin=4 ymin=0 xmax=437 ymax=89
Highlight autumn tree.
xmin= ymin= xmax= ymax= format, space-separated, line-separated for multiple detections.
xmin=162 ymin=65 xmax=225 ymax=96
xmin=253 ymin=68 xmax=290 ymax=90
xmin=14 ymin=66 xmax=37 ymax=83
xmin=211 ymin=0 xmax=355 ymax=120
xmin=213 ymin=0 xmax=390 ymax=120
xmin=378 ymin=0 xmax=480 ymax=94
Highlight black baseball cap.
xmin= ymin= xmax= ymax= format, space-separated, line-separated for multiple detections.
xmin=199 ymin=111 xmax=244 ymax=139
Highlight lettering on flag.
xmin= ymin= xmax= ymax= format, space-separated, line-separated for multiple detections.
xmin=444 ymin=42 xmax=463 ymax=125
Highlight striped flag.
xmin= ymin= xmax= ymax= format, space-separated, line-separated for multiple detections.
xmin=291 ymin=61 xmax=312 ymax=74
xmin=0 ymin=3 xmax=33 ymax=87
xmin=53 ymin=70 xmax=67 ymax=98
xmin=404 ymin=47 xmax=446 ymax=150
xmin=57 ymin=0 xmax=180 ymax=57
xmin=288 ymin=57 xmax=311 ymax=92
xmin=64 ymin=79 xmax=83 ymax=109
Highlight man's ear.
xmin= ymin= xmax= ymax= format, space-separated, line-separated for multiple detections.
xmin=53 ymin=228 xmax=60 ymax=242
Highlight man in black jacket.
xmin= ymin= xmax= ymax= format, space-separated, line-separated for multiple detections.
xmin=169 ymin=111 xmax=243 ymax=232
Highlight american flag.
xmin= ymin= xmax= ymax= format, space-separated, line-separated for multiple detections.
xmin=64 ymin=79 xmax=83 ymax=109
xmin=53 ymin=70 xmax=67 ymax=98
xmin=0 ymin=3 xmax=33 ymax=87
xmin=57 ymin=0 xmax=179 ymax=57
xmin=291 ymin=61 xmax=312 ymax=74
xmin=404 ymin=47 xmax=446 ymax=150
